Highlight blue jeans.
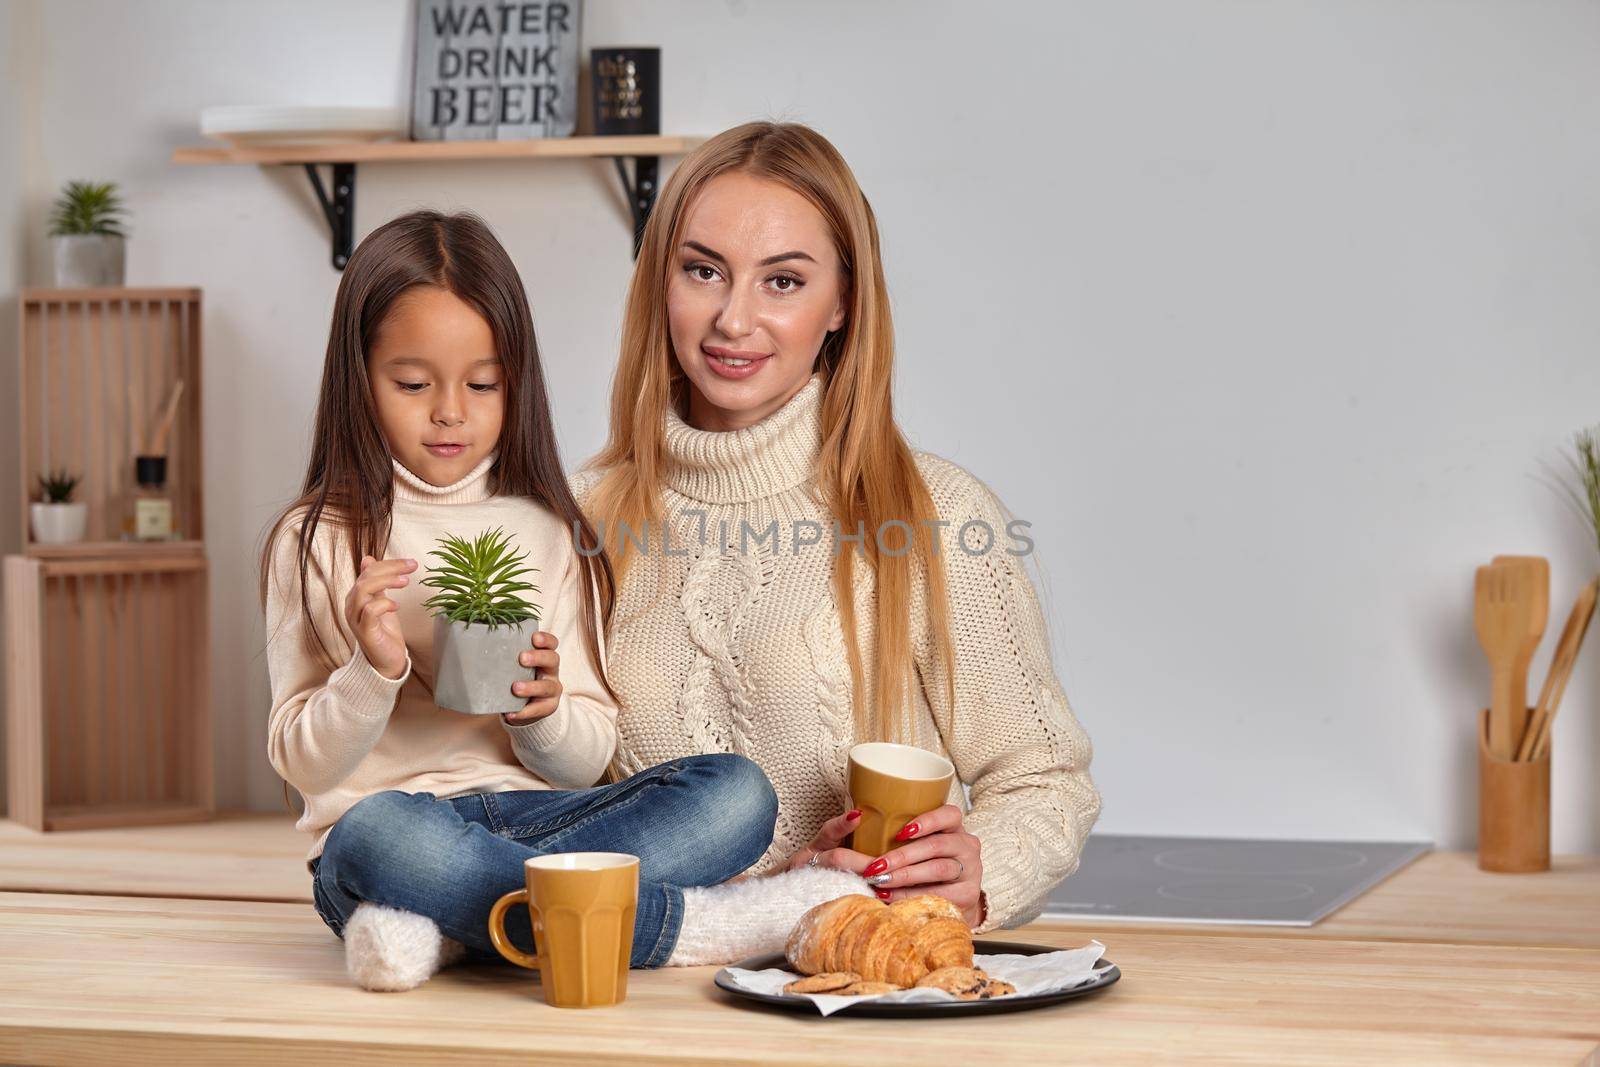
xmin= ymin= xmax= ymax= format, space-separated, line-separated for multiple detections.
xmin=308 ymin=753 xmax=777 ymax=968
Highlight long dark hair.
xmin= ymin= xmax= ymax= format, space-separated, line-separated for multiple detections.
xmin=261 ymin=210 xmax=617 ymax=808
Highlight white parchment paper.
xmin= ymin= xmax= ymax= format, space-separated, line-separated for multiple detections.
xmin=721 ymin=940 xmax=1109 ymax=1017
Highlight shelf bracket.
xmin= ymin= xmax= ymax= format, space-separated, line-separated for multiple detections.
xmin=299 ymin=155 xmax=654 ymax=270
xmin=303 ymin=163 xmax=356 ymax=271
xmin=611 ymin=155 xmax=659 ymax=259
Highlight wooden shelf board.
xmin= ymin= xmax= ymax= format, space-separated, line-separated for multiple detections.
xmin=22 ymin=287 xmax=201 ymax=303
xmin=172 ymin=134 xmax=705 ymax=166
xmin=41 ymin=802 xmax=213 ymax=833
xmin=23 ymin=541 xmax=204 ymax=560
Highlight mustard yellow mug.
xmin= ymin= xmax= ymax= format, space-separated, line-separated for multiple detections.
xmin=488 ymin=852 xmax=639 ymax=1008
xmin=846 ymin=742 xmax=957 ymax=857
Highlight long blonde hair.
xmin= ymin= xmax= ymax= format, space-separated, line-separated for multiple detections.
xmin=580 ymin=121 xmax=955 ymax=743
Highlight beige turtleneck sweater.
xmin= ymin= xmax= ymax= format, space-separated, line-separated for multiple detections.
xmin=265 ymin=455 xmax=617 ymax=871
xmin=570 ymin=374 xmax=1102 ymax=930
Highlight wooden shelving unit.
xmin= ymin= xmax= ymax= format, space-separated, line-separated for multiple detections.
xmin=5 ymin=288 xmax=213 ymax=831
xmin=171 ymin=134 xmax=706 ymax=268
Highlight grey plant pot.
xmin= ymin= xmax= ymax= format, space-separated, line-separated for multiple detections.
xmin=432 ymin=615 xmax=538 ymax=716
xmin=52 ymin=234 xmax=126 ymax=287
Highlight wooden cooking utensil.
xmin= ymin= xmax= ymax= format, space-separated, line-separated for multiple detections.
xmin=1489 ymin=555 xmax=1549 ymax=752
xmin=1476 ymin=562 xmax=1530 ymax=759
xmin=1517 ymin=576 xmax=1599 ymax=762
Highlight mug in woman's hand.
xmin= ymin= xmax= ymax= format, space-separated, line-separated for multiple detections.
xmin=846 ymin=743 xmax=956 ymax=857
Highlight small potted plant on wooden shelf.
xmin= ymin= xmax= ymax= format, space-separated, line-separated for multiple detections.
xmin=422 ymin=527 xmax=542 ymax=716
xmin=30 ymin=469 xmax=87 ymax=544
xmin=49 ymin=180 xmax=128 ymax=287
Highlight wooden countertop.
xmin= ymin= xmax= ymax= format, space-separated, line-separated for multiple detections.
xmin=1 ymin=891 xmax=1596 ymax=1066
xmin=2 ymin=865 xmax=1598 ymax=1064
xmin=1 ymin=817 xmax=1596 ymax=1063
xmin=5 ymin=813 xmax=1597 ymax=948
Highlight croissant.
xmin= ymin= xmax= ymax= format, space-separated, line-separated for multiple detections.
xmin=786 ymin=896 xmax=890 ymax=977
xmin=785 ymin=894 xmax=976 ymax=987
xmin=890 ymin=896 xmax=975 ymax=972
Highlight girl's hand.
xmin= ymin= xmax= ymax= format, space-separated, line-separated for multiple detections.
xmin=860 ymin=804 xmax=986 ymax=926
xmin=504 ymin=631 xmax=561 ymax=724
xmin=782 ymin=809 xmax=873 ymax=875
xmin=345 ymin=555 xmax=416 ymax=681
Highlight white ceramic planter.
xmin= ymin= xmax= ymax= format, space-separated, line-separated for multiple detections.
xmin=29 ymin=502 xmax=88 ymax=544
xmin=432 ymin=616 xmax=539 ymax=715
xmin=52 ymin=234 xmax=125 ymax=287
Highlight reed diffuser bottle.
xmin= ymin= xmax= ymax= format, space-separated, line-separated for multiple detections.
xmin=124 ymin=455 xmax=175 ymax=541
xmin=122 ymin=380 xmax=184 ymax=541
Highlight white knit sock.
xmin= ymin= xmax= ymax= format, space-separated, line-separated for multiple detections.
xmin=343 ymin=902 xmax=468 ymax=992
xmin=665 ymin=867 xmax=873 ymax=967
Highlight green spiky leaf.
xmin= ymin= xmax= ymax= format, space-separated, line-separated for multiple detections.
xmin=420 ymin=526 xmax=541 ymax=629
xmin=48 ymin=181 xmax=128 ymax=237
xmin=36 ymin=468 xmax=79 ymax=503
xmin=1570 ymin=426 xmax=1600 ymax=561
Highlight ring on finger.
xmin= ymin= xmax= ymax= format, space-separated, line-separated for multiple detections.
xmin=954 ymin=859 xmax=964 ymax=881
xmin=806 ymin=851 xmax=821 ymax=869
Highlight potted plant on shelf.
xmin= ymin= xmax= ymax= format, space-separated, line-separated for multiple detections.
xmin=30 ymin=469 xmax=87 ymax=544
xmin=422 ymin=527 xmax=542 ymax=716
xmin=49 ymin=180 xmax=128 ymax=287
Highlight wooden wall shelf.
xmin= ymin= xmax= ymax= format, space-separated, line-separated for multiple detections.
xmin=170 ymin=134 xmax=702 ymax=166
xmin=171 ymin=134 xmax=706 ymax=268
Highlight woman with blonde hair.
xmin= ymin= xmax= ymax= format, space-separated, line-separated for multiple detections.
xmin=573 ymin=121 xmax=1101 ymax=932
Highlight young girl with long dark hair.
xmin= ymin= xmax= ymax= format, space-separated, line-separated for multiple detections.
xmin=261 ymin=210 xmax=868 ymax=991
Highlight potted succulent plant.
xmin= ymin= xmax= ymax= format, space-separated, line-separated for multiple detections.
xmin=422 ymin=527 xmax=543 ymax=716
xmin=30 ymin=470 xmax=88 ymax=544
xmin=49 ymin=180 xmax=128 ymax=287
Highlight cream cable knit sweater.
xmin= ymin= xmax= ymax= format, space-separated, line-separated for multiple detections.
xmin=265 ymin=455 xmax=617 ymax=870
xmin=570 ymin=374 xmax=1101 ymax=930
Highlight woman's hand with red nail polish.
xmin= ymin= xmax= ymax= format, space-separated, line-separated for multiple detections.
xmin=860 ymin=804 xmax=984 ymax=925
xmin=781 ymin=807 xmax=872 ymax=875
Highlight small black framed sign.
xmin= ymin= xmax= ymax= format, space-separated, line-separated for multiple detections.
xmin=411 ymin=0 xmax=583 ymax=140
xmin=592 ymin=47 xmax=660 ymax=136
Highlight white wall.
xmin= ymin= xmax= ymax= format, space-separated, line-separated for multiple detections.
xmin=5 ymin=0 xmax=1599 ymax=853
xmin=0 ymin=0 xmax=44 ymax=797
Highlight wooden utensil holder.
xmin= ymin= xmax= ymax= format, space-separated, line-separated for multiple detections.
xmin=1477 ymin=708 xmax=1550 ymax=873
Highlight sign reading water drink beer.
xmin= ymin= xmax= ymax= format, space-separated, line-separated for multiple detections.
xmin=411 ymin=0 xmax=582 ymax=140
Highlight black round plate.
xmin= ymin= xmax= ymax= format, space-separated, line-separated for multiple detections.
xmin=713 ymin=939 xmax=1120 ymax=1018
